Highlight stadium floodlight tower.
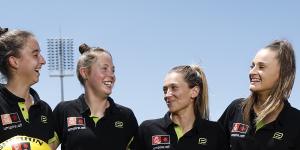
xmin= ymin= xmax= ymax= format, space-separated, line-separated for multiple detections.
xmin=47 ymin=38 xmax=74 ymax=101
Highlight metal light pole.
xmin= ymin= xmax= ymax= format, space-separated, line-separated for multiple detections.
xmin=47 ymin=39 xmax=74 ymax=101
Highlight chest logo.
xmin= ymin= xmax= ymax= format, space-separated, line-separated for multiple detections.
xmin=67 ymin=117 xmax=85 ymax=127
xmin=198 ymin=138 xmax=207 ymax=145
xmin=41 ymin=115 xmax=47 ymax=123
xmin=1 ymin=113 xmax=21 ymax=126
xmin=152 ymin=135 xmax=170 ymax=145
xmin=273 ymin=132 xmax=283 ymax=140
xmin=231 ymin=123 xmax=249 ymax=134
xmin=114 ymin=121 xmax=123 ymax=128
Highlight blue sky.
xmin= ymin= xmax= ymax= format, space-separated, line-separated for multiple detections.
xmin=1 ymin=0 xmax=300 ymax=123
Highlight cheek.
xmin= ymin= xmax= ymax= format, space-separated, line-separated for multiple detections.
xmin=91 ymin=72 xmax=105 ymax=82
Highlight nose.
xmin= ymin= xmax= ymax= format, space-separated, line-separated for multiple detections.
xmin=249 ymin=65 xmax=258 ymax=79
xmin=40 ymin=54 xmax=46 ymax=65
xmin=250 ymin=63 xmax=259 ymax=74
xmin=106 ymin=68 xmax=115 ymax=81
xmin=164 ymin=89 xmax=173 ymax=100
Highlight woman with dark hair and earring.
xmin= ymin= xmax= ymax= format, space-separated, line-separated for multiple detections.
xmin=52 ymin=43 xmax=138 ymax=150
xmin=136 ymin=64 xmax=229 ymax=150
xmin=0 ymin=27 xmax=55 ymax=149
xmin=218 ymin=40 xmax=300 ymax=150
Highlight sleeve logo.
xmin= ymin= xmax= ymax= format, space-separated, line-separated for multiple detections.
xmin=273 ymin=132 xmax=283 ymax=140
xmin=114 ymin=121 xmax=124 ymax=128
xmin=198 ymin=138 xmax=207 ymax=145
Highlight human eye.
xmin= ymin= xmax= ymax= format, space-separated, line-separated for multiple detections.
xmin=101 ymin=66 xmax=108 ymax=71
xmin=259 ymin=65 xmax=265 ymax=69
xmin=163 ymin=87 xmax=167 ymax=94
xmin=112 ymin=67 xmax=115 ymax=73
xmin=171 ymin=85 xmax=178 ymax=91
xmin=250 ymin=63 xmax=254 ymax=69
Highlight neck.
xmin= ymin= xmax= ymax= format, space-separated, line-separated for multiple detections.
xmin=84 ymin=89 xmax=110 ymax=118
xmin=5 ymin=80 xmax=31 ymax=100
xmin=257 ymin=91 xmax=270 ymax=104
xmin=5 ymin=80 xmax=33 ymax=110
xmin=171 ymin=108 xmax=195 ymax=134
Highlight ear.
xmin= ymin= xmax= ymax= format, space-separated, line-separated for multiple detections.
xmin=191 ymin=86 xmax=200 ymax=99
xmin=79 ymin=67 xmax=88 ymax=80
xmin=8 ymin=56 xmax=19 ymax=69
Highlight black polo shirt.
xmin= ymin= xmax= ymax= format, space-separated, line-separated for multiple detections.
xmin=0 ymin=85 xmax=55 ymax=143
xmin=53 ymin=94 xmax=138 ymax=150
xmin=136 ymin=112 xmax=229 ymax=150
xmin=218 ymin=98 xmax=300 ymax=150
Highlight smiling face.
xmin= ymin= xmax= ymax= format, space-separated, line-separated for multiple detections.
xmin=84 ymin=52 xmax=115 ymax=98
xmin=12 ymin=37 xmax=46 ymax=86
xmin=249 ymin=48 xmax=280 ymax=97
xmin=163 ymin=72 xmax=196 ymax=114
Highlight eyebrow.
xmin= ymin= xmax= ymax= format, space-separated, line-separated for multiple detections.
xmin=252 ymin=61 xmax=266 ymax=65
xmin=32 ymin=49 xmax=41 ymax=53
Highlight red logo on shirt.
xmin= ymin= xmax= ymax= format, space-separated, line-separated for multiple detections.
xmin=12 ymin=142 xmax=31 ymax=150
xmin=231 ymin=123 xmax=249 ymax=133
xmin=1 ymin=113 xmax=21 ymax=126
xmin=67 ymin=117 xmax=85 ymax=127
xmin=152 ymin=135 xmax=170 ymax=145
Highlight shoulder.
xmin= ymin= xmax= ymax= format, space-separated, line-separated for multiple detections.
xmin=201 ymin=119 xmax=224 ymax=132
xmin=114 ymin=103 xmax=135 ymax=114
xmin=139 ymin=117 xmax=164 ymax=129
xmin=227 ymin=98 xmax=244 ymax=109
xmin=30 ymin=88 xmax=52 ymax=111
xmin=113 ymin=103 xmax=139 ymax=127
xmin=284 ymin=103 xmax=300 ymax=121
xmin=223 ymin=98 xmax=245 ymax=115
xmin=53 ymin=98 xmax=80 ymax=113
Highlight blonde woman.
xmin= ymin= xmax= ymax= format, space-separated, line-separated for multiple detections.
xmin=53 ymin=44 xmax=138 ymax=150
xmin=136 ymin=65 xmax=229 ymax=150
xmin=219 ymin=40 xmax=300 ymax=150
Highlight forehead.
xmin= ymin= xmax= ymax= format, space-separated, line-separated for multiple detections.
xmin=95 ymin=52 xmax=113 ymax=64
xmin=253 ymin=48 xmax=278 ymax=64
xmin=24 ymin=37 xmax=39 ymax=49
xmin=164 ymin=72 xmax=185 ymax=85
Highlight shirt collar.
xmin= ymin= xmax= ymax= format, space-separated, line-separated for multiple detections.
xmin=78 ymin=94 xmax=119 ymax=115
xmin=250 ymin=100 xmax=292 ymax=129
xmin=0 ymin=84 xmax=40 ymax=105
xmin=162 ymin=112 xmax=206 ymax=134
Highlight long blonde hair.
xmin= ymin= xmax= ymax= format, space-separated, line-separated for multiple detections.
xmin=243 ymin=40 xmax=296 ymax=124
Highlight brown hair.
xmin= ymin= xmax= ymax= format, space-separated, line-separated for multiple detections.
xmin=242 ymin=40 xmax=296 ymax=124
xmin=169 ymin=64 xmax=209 ymax=120
xmin=0 ymin=27 xmax=34 ymax=79
xmin=76 ymin=43 xmax=112 ymax=85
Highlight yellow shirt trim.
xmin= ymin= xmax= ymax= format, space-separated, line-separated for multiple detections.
xmin=18 ymin=102 xmax=29 ymax=122
xmin=48 ymin=132 xmax=59 ymax=144
xmin=90 ymin=115 xmax=100 ymax=124
xmin=255 ymin=120 xmax=265 ymax=132
xmin=174 ymin=125 xmax=183 ymax=140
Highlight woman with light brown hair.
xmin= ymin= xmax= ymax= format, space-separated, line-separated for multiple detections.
xmin=0 ymin=27 xmax=55 ymax=149
xmin=219 ymin=40 xmax=300 ymax=150
xmin=52 ymin=43 xmax=138 ymax=150
xmin=136 ymin=64 xmax=229 ymax=150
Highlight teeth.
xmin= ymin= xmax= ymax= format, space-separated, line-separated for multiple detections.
xmin=104 ymin=81 xmax=112 ymax=85
xmin=251 ymin=78 xmax=260 ymax=82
